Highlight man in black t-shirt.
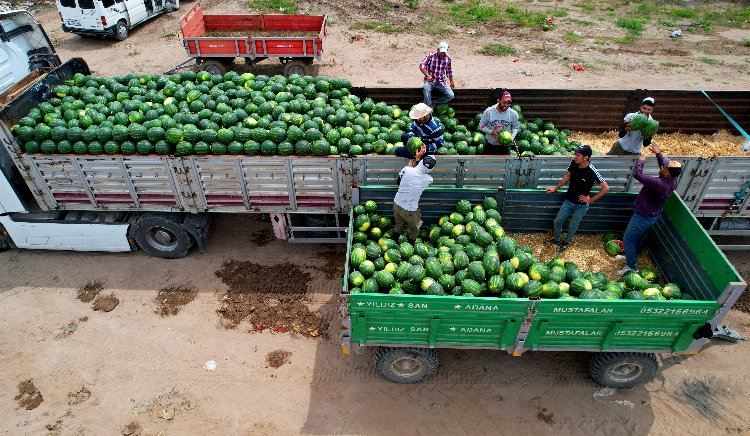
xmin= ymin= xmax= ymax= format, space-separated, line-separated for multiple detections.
xmin=545 ymin=144 xmax=609 ymax=253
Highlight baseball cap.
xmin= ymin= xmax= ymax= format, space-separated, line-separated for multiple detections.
xmin=642 ymin=97 xmax=656 ymax=106
xmin=667 ymin=159 xmax=682 ymax=177
xmin=438 ymin=41 xmax=448 ymax=53
xmin=421 ymin=155 xmax=437 ymax=170
xmin=574 ymin=144 xmax=593 ymax=157
xmin=500 ymin=90 xmax=512 ymax=102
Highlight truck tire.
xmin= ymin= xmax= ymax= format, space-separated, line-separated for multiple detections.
xmin=114 ymin=21 xmax=129 ymax=41
xmin=133 ymin=214 xmax=193 ymax=259
xmin=589 ymin=352 xmax=658 ymax=389
xmin=375 ymin=347 xmax=438 ymax=384
xmin=283 ymin=60 xmax=308 ymax=77
xmin=200 ymin=59 xmax=227 ymax=76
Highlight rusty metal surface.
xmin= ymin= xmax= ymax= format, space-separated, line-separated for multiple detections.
xmin=352 ymin=87 xmax=750 ymax=135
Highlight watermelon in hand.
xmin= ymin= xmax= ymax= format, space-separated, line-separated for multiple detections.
xmin=498 ymin=130 xmax=513 ymax=145
xmin=407 ymin=136 xmax=423 ymax=155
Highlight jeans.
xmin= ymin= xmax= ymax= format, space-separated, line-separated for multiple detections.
xmin=623 ymin=212 xmax=661 ymax=269
xmin=553 ymin=200 xmax=589 ymax=244
xmin=423 ymin=81 xmax=454 ymax=107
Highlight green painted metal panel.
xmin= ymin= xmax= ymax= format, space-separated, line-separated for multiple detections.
xmin=347 ymin=294 xmax=531 ymax=350
xmin=341 ymin=187 xmax=745 ymax=354
xmin=663 ymin=194 xmax=744 ymax=296
xmin=524 ymin=299 xmax=720 ymax=352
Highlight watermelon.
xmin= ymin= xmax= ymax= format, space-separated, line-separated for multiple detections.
xmin=348 ymin=271 xmax=365 ymax=287
xmin=640 ymin=119 xmax=659 ymax=137
xmin=362 ymin=278 xmax=379 ymax=293
xmin=522 ymin=280 xmax=543 ymax=298
xmin=570 ymin=278 xmax=592 ymax=295
xmin=661 ymin=283 xmax=682 ymax=300
xmin=541 ymin=281 xmax=560 ymax=298
xmin=456 ymin=200 xmax=472 ymax=215
xmin=350 ymin=247 xmax=367 ymax=267
xmin=461 ymin=279 xmax=482 ymax=296
xmin=487 ymin=275 xmax=505 ymax=293
xmin=505 ymin=272 xmax=529 ymax=291
xmin=604 ymin=240 xmax=623 ymax=256
xmin=496 ymin=237 xmax=517 ymax=260
xmin=639 ymin=267 xmax=660 ymax=283
xmin=359 ymin=260 xmax=376 ymax=277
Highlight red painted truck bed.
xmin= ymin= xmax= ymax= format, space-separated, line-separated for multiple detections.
xmin=179 ymin=1 xmax=326 ymax=60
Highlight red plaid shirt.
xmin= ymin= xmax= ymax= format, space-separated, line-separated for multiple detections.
xmin=419 ymin=52 xmax=453 ymax=86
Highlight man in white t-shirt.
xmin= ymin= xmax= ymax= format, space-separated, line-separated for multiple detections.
xmin=393 ymin=145 xmax=436 ymax=242
xmin=607 ymin=97 xmax=656 ymax=155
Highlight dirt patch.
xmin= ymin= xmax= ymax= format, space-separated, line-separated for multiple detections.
xmin=215 ymin=261 xmax=325 ymax=337
xmin=15 ymin=379 xmax=43 ymax=410
xmin=734 ymin=290 xmax=750 ymax=314
xmin=312 ymin=247 xmax=346 ymax=280
xmin=154 ymin=286 xmax=198 ymax=317
xmin=266 ymin=349 xmax=292 ymax=368
xmin=76 ymin=280 xmax=103 ymax=303
xmin=54 ymin=318 xmax=87 ymax=340
xmin=92 ymin=293 xmax=119 ymax=312
xmin=249 ymin=229 xmax=276 ymax=246
xmin=130 ymin=387 xmax=195 ymax=421
xmin=122 ymin=422 xmax=142 ymax=436
xmin=67 ymin=386 xmax=91 ymax=405
xmin=674 ymin=375 xmax=733 ymax=421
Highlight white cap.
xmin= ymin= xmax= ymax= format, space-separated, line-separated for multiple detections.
xmin=438 ymin=41 xmax=448 ymax=53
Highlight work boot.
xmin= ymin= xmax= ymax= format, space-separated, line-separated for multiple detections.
xmin=556 ymin=242 xmax=568 ymax=253
xmin=617 ymin=266 xmax=638 ymax=276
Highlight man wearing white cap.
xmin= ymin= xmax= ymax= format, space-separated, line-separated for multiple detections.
xmin=393 ymin=145 xmax=437 ymax=242
xmin=607 ymin=97 xmax=656 ymax=155
xmin=419 ymin=41 xmax=455 ymax=108
xmin=395 ymin=102 xmax=445 ymax=159
xmin=617 ymin=144 xmax=682 ymax=275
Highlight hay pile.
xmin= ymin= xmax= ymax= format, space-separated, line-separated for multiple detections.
xmin=572 ymin=130 xmax=749 ymax=157
xmin=508 ymin=232 xmax=657 ymax=283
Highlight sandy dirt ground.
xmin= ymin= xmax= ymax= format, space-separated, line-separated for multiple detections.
xmin=29 ymin=1 xmax=750 ymax=90
xmin=1 ymin=1 xmax=750 ymax=435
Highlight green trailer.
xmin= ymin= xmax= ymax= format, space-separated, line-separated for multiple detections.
xmin=339 ymin=187 xmax=747 ymax=388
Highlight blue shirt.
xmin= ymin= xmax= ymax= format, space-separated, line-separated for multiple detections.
xmin=404 ymin=116 xmax=444 ymax=153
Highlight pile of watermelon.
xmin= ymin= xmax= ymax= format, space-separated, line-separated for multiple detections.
xmin=348 ymin=199 xmax=690 ymax=300
xmin=10 ymin=71 xmax=482 ymax=157
xmin=465 ymin=104 xmax=582 ymax=157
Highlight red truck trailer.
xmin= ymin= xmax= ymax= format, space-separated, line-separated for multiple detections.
xmin=166 ymin=1 xmax=326 ymax=77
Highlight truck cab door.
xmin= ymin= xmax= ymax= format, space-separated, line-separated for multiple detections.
xmin=123 ymin=0 xmax=148 ymax=24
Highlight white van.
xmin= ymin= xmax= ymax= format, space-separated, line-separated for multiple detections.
xmin=56 ymin=0 xmax=180 ymax=40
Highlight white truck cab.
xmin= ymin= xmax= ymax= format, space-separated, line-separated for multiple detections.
xmin=56 ymin=0 xmax=179 ymax=41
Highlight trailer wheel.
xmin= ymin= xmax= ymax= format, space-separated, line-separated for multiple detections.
xmin=133 ymin=214 xmax=193 ymax=259
xmin=114 ymin=21 xmax=128 ymax=41
xmin=283 ymin=60 xmax=308 ymax=77
xmin=589 ymin=352 xmax=658 ymax=389
xmin=200 ymin=60 xmax=227 ymax=76
xmin=375 ymin=347 xmax=438 ymax=384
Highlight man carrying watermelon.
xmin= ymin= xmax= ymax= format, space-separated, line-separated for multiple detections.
xmin=546 ymin=144 xmax=609 ymax=253
xmin=479 ymin=89 xmax=519 ymax=155
xmin=419 ymin=41 xmax=455 ymax=108
xmin=617 ymin=144 xmax=682 ymax=275
xmin=393 ymin=145 xmax=436 ymax=242
xmin=607 ymin=97 xmax=656 ymax=155
xmin=395 ymin=103 xmax=445 ymax=159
